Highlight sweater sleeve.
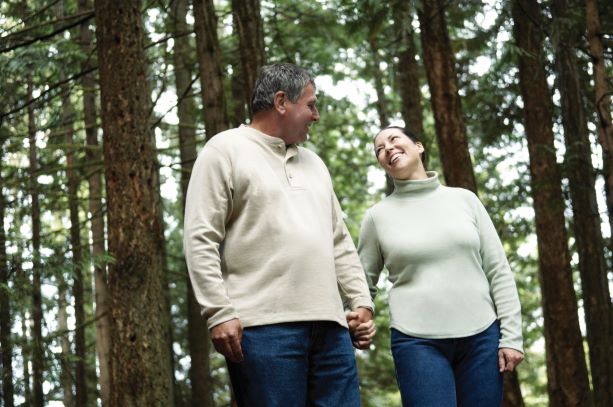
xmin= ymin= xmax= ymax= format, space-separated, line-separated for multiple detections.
xmin=331 ymin=193 xmax=374 ymax=311
xmin=474 ymin=197 xmax=524 ymax=352
xmin=357 ymin=211 xmax=384 ymax=301
xmin=183 ymin=143 xmax=238 ymax=330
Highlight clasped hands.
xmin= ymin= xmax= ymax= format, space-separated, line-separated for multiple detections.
xmin=210 ymin=308 xmax=377 ymax=363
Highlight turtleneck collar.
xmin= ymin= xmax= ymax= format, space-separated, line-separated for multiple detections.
xmin=392 ymin=171 xmax=440 ymax=197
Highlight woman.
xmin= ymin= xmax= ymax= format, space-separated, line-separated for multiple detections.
xmin=353 ymin=126 xmax=524 ymax=406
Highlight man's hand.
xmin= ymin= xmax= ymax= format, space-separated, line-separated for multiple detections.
xmin=210 ymin=318 xmax=244 ymax=363
xmin=346 ymin=308 xmax=376 ymax=350
xmin=498 ymin=348 xmax=524 ymax=372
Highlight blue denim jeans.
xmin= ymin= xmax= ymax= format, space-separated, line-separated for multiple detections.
xmin=227 ymin=321 xmax=361 ymax=407
xmin=391 ymin=321 xmax=502 ymax=407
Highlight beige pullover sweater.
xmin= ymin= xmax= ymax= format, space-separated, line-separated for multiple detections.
xmin=358 ymin=172 xmax=523 ymax=351
xmin=184 ymin=126 xmax=373 ymax=330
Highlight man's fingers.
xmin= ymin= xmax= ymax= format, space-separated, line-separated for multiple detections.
xmin=228 ymin=336 xmax=244 ymax=363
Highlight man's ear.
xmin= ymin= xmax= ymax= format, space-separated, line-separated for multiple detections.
xmin=274 ymin=91 xmax=287 ymax=114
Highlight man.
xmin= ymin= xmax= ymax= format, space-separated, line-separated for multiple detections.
xmin=184 ymin=63 xmax=375 ymax=406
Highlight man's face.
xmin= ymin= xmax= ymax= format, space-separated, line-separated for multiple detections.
xmin=284 ymin=83 xmax=320 ymax=144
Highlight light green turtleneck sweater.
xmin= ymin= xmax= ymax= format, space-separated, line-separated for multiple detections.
xmin=358 ymin=172 xmax=523 ymax=351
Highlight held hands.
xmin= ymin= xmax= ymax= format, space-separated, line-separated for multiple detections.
xmin=498 ymin=347 xmax=524 ymax=372
xmin=210 ymin=318 xmax=244 ymax=363
xmin=346 ymin=308 xmax=376 ymax=350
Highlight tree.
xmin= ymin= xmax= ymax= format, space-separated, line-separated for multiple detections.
xmin=417 ymin=0 xmax=477 ymax=192
xmin=28 ymin=77 xmax=44 ymax=407
xmin=77 ymin=0 xmax=111 ymax=404
xmin=94 ymin=0 xmax=174 ymax=404
xmin=512 ymin=0 xmax=591 ymax=405
xmin=585 ymin=0 xmax=613 ymax=240
xmin=0 ymin=133 xmax=14 ymax=407
xmin=552 ymin=1 xmax=613 ymax=405
xmin=232 ymin=0 xmax=265 ymax=118
xmin=193 ymin=0 xmax=228 ymax=138
xmin=170 ymin=0 xmax=215 ymax=404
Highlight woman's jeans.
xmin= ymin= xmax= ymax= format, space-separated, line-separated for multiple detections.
xmin=227 ymin=321 xmax=361 ymax=407
xmin=391 ymin=321 xmax=503 ymax=407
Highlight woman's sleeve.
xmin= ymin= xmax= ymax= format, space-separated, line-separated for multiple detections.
xmin=357 ymin=211 xmax=385 ymax=301
xmin=475 ymin=198 xmax=524 ymax=352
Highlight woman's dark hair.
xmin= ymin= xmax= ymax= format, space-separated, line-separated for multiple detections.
xmin=374 ymin=126 xmax=428 ymax=167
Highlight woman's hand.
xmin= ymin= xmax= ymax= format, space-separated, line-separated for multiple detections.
xmin=346 ymin=308 xmax=376 ymax=350
xmin=498 ymin=348 xmax=524 ymax=372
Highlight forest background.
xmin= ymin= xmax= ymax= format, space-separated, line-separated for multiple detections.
xmin=0 ymin=0 xmax=612 ymax=406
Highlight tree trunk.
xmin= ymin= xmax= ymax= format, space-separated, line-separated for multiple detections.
xmin=193 ymin=0 xmax=229 ymax=138
xmin=502 ymin=371 xmax=525 ymax=407
xmin=94 ymin=0 xmax=174 ymax=405
xmin=0 ymin=136 xmax=14 ymax=407
xmin=171 ymin=0 xmax=215 ymax=405
xmin=20 ymin=265 xmax=32 ymax=407
xmin=59 ymin=66 xmax=88 ymax=407
xmin=417 ymin=0 xmax=477 ymax=192
xmin=392 ymin=0 xmax=425 ymax=143
xmin=511 ymin=1 xmax=592 ymax=405
xmin=28 ymin=79 xmax=45 ymax=407
xmin=552 ymin=1 xmax=613 ymax=405
xmin=231 ymin=0 xmax=265 ymax=118
xmin=585 ymin=0 xmax=613 ymax=241
xmin=57 ymin=268 xmax=75 ymax=407
xmin=78 ymin=0 xmax=111 ymax=405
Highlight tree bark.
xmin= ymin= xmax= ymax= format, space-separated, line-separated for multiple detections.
xmin=193 ymin=0 xmax=229 ymax=138
xmin=502 ymin=371 xmax=525 ymax=407
xmin=231 ymin=0 xmax=265 ymax=118
xmin=417 ymin=0 xmax=477 ymax=192
xmin=94 ymin=0 xmax=174 ymax=405
xmin=512 ymin=1 xmax=591 ymax=405
xmin=392 ymin=0 xmax=425 ymax=143
xmin=0 ymin=136 xmax=14 ymax=407
xmin=585 ymin=0 xmax=613 ymax=240
xmin=552 ymin=1 xmax=613 ymax=405
xmin=171 ymin=0 xmax=215 ymax=405
xmin=28 ymin=79 xmax=45 ymax=407
xmin=78 ymin=0 xmax=111 ymax=405
xmin=59 ymin=64 xmax=88 ymax=407
xmin=57 ymin=269 xmax=75 ymax=407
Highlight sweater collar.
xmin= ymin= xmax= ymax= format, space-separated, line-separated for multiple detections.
xmin=392 ymin=171 xmax=440 ymax=196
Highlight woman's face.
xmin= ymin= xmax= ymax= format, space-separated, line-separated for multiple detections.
xmin=374 ymin=128 xmax=425 ymax=180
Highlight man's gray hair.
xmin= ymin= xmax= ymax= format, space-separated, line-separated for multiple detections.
xmin=250 ymin=63 xmax=316 ymax=114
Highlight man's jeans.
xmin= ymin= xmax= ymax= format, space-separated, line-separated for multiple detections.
xmin=227 ymin=321 xmax=362 ymax=407
xmin=391 ymin=321 xmax=503 ymax=407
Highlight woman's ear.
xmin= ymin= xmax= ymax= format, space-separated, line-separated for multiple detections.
xmin=274 ymin=91 xmax=287 ymax=114
xmin=416 ymin=141 xmax=425 ymax=153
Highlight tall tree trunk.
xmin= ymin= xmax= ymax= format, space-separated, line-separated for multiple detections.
xmin=231 ymin=0 xmax=265 ymax=118
xmin=369 ymin=37 xmax=390 ymax=129
xmin=57 ymin=269 xmax=75 ymax=407
xmin=170 ymin=0 xmax=215 ymax=405
xmin=417 ymin=0 xmax=477 ymax=192
xmin=512 ymin=1 xmax=591 ymax=405
xmin=0 ymin=136 xmax=14 ymax=407
xmin=28 ymin=79 xmax=44 ymax=407
xmin=193 ymin=0 xmax=229 ymax=138
xmin=59 ymin=68 xmax=88 ymax=407
xmin=392 ymin=0 xmax=425 ymax=144
xmin=94 ymin=0 xmax=174 ymax=405
xmin=553 ymin=1 xmax=613 ymax=405
xmin=20 ymin=265 xmax=32 ymax=407
xmin=585 ymin=0 xmax=613 ymax=241
xmin=78 ymin=0 xmax=111 ymax=405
